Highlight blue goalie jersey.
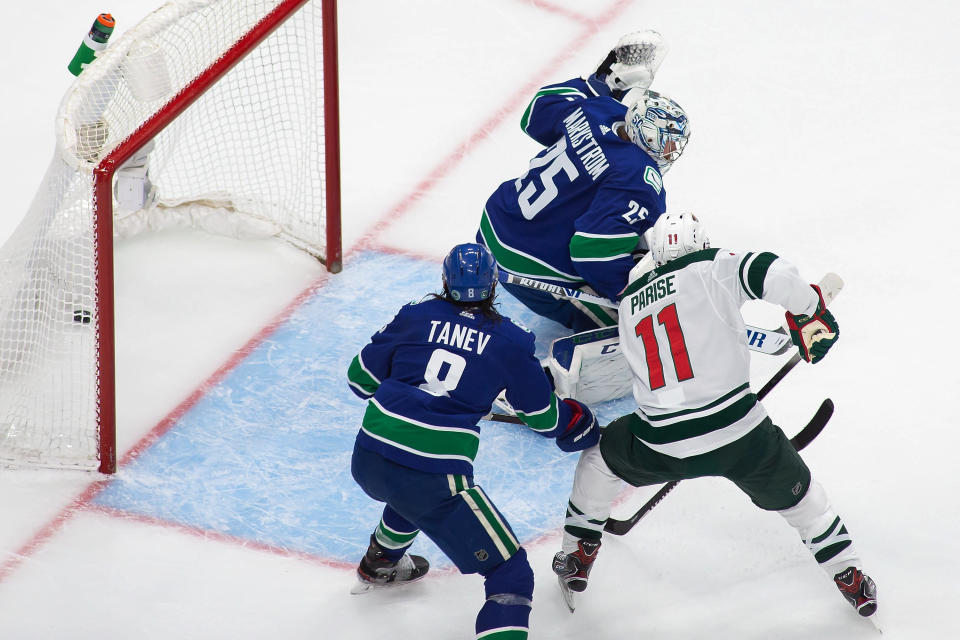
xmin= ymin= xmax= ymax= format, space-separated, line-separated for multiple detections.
xmin=347 ymin=297 xmax=572 ymax=475
xmin=478 ymin=77 xmax=668 ymax=302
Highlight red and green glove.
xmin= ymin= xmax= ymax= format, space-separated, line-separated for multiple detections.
xmin=785 ymin=285 xmax=839 ymax=364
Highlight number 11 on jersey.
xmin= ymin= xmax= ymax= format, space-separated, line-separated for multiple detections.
xmin=634 ymin=303 xmax=694 ymax=390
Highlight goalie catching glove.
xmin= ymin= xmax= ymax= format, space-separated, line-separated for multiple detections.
xmin=785 ymin=285 xmax=839 ymax=364
xmin=590 ymin=30 xmax=668 ymax=97
xmin=556 ymin=399 xmax=599 ymax=452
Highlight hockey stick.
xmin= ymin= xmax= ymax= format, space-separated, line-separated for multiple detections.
xmin=484 ymin=412 xmax=523 ymax=424
xmin=498 ymin=272 xmax=793 ymax=356
xmin=603 ymin=398 xmax=834 ymax=536
xmin=602 ymin=274 xmax=844 ymax=535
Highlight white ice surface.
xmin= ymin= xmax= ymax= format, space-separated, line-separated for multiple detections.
xmin=1 ymin=1 xmax=958 ymax=638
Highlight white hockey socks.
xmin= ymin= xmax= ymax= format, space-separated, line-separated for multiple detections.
xmin=562 ymin=445 xmax=624 ymax=554
xmin=778 ymin=480 xmax=862 ymax=577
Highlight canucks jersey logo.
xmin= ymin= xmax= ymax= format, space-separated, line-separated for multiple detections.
xmin=644 ymin=166 xmax=663 ymax=194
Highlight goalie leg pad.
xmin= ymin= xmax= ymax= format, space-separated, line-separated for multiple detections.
xmin=545 ymin=327 xmax=634 ymax=404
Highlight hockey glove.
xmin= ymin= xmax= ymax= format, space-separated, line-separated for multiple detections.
xmin=785 ymin=285 xmax=839 ymax=364
xmin=591 ymin=30 xmax=666 ymax=97
xmin=556 ymin=398 xmax=599 ymax=452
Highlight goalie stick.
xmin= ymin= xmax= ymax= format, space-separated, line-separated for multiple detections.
xmin=603 ymin=398 xmax=834 ymax=535
xmin=498 ymin=272 xmax=794 ymax=356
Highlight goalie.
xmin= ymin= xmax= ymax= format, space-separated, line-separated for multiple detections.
xmin=476 ymin=29 xmax=688 ymax=332
xmin=474 ymin=30 xmax=690 ymax=404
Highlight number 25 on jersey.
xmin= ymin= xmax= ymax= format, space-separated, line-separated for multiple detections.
xmin=515 ymin=138 xmax=579 ymax=220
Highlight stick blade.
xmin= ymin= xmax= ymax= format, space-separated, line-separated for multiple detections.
xmin=790 ymin=398 xmax=834 ymax=451
xmin=557 ymin=575 xmax=578 ymax=612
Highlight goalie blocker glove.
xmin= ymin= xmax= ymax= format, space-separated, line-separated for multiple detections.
xmin=785 ymin=284 xmax=839 ymax=364
xmin=556 ymin=399 xmax=599 ymax=452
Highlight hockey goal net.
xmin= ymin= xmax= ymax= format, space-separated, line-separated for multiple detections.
xmin=0 ymin=0 xmax=341 ymax=473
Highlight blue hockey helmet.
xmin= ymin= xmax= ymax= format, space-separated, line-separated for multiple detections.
xmin=442 ymin=243 xmax=498 ymax=302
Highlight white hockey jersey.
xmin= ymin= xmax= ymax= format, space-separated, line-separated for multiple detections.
xmin=617 ymin=249 xmax=820 ymax=458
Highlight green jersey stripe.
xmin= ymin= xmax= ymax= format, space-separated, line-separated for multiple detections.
xmin=643 ymin=383 xmax=751 ymax=422
xmin=569 ymin=231 xmax=639 ymax=260
xmin=480 ymin=210 xmax=582 ymax=283
xmin=738 ymin=252 xmax=756 ymax=298
xmin=520 ymin=86 xmax=586 ymax=132
xmin=347 ymin=353 xmax=380 ymax=397
xmin=516 ymin=393 xmax=560 ymax=432
xmin=476 ymin=627 xmax=529 ymax=640
xmin=362 ymin=400 xmax=479 ymax=462
xmin=748 ymin=252 xmax=778 ymax=299
xmin=622 ymin=248 xmax=720 ymax=298
xmin=630 ymin=393 xmax=758 ymax=444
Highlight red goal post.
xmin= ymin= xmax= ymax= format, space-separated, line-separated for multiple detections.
xmin=0 ymin=0 xmax=341 ymax=473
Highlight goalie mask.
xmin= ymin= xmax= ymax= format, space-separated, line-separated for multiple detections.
xmin=442 ymin=243 xmax=498 ymax=302
xmin=625 ymin=89 xmax=690 ymax=173
xmin=649 ymin=212 xmax=709 ymax=266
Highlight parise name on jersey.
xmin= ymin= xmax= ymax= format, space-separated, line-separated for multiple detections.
xmin=626 ymin=274 xmax=677 ymax=314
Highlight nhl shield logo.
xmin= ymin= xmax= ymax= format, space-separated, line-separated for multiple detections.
xmin=474 ymin=548 xmax=489 ymax=562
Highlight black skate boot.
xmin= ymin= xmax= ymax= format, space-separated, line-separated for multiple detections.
xmin=351 ymin=535 xmax=430 ymax=595
xmin=552 ymin=539 xmax=601 ymax=612
xmin=833 ymin=566 xmax=877 ymax=617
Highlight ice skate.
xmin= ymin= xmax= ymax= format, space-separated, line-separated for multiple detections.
xmin=552 ymin=539 xmax=601 ymax=612
xmin=833 ymin=566 xmax=877 ymax=617
xmin=350 ymin=535 xmax=430 ymax=595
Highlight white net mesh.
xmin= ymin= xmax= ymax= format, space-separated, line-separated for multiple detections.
xmin=0 ymin=0 xmax=332 ymax=471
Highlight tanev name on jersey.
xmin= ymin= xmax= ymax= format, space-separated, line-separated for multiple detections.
xmin=428 ymin=320 xmax=492 ymax=355
xmin=563 ymin=108 xmax=609 ymax=180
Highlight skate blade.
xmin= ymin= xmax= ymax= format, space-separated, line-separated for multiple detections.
xmin=866 ymin=610 xmax=883 ymax=634
xmin=349 ymin=580 xmax=376 ymax=595
xmin=557 ymin=576 xmax=577 ymax=613
xmin=349 ymin=572 xmax=429 ymax=595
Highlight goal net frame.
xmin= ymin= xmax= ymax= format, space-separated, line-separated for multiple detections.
xmin=1 ymin=0 xmax=341 ymax=474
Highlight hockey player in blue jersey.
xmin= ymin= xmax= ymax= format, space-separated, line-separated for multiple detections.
xmin=346 ymin=243 xmax=599 ymax=640
xmin=477 ymin=30 xmax=690 ymax=332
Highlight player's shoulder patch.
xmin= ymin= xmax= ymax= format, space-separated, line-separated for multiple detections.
xmin=643 ymin=165 xmax=663 ymax=194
